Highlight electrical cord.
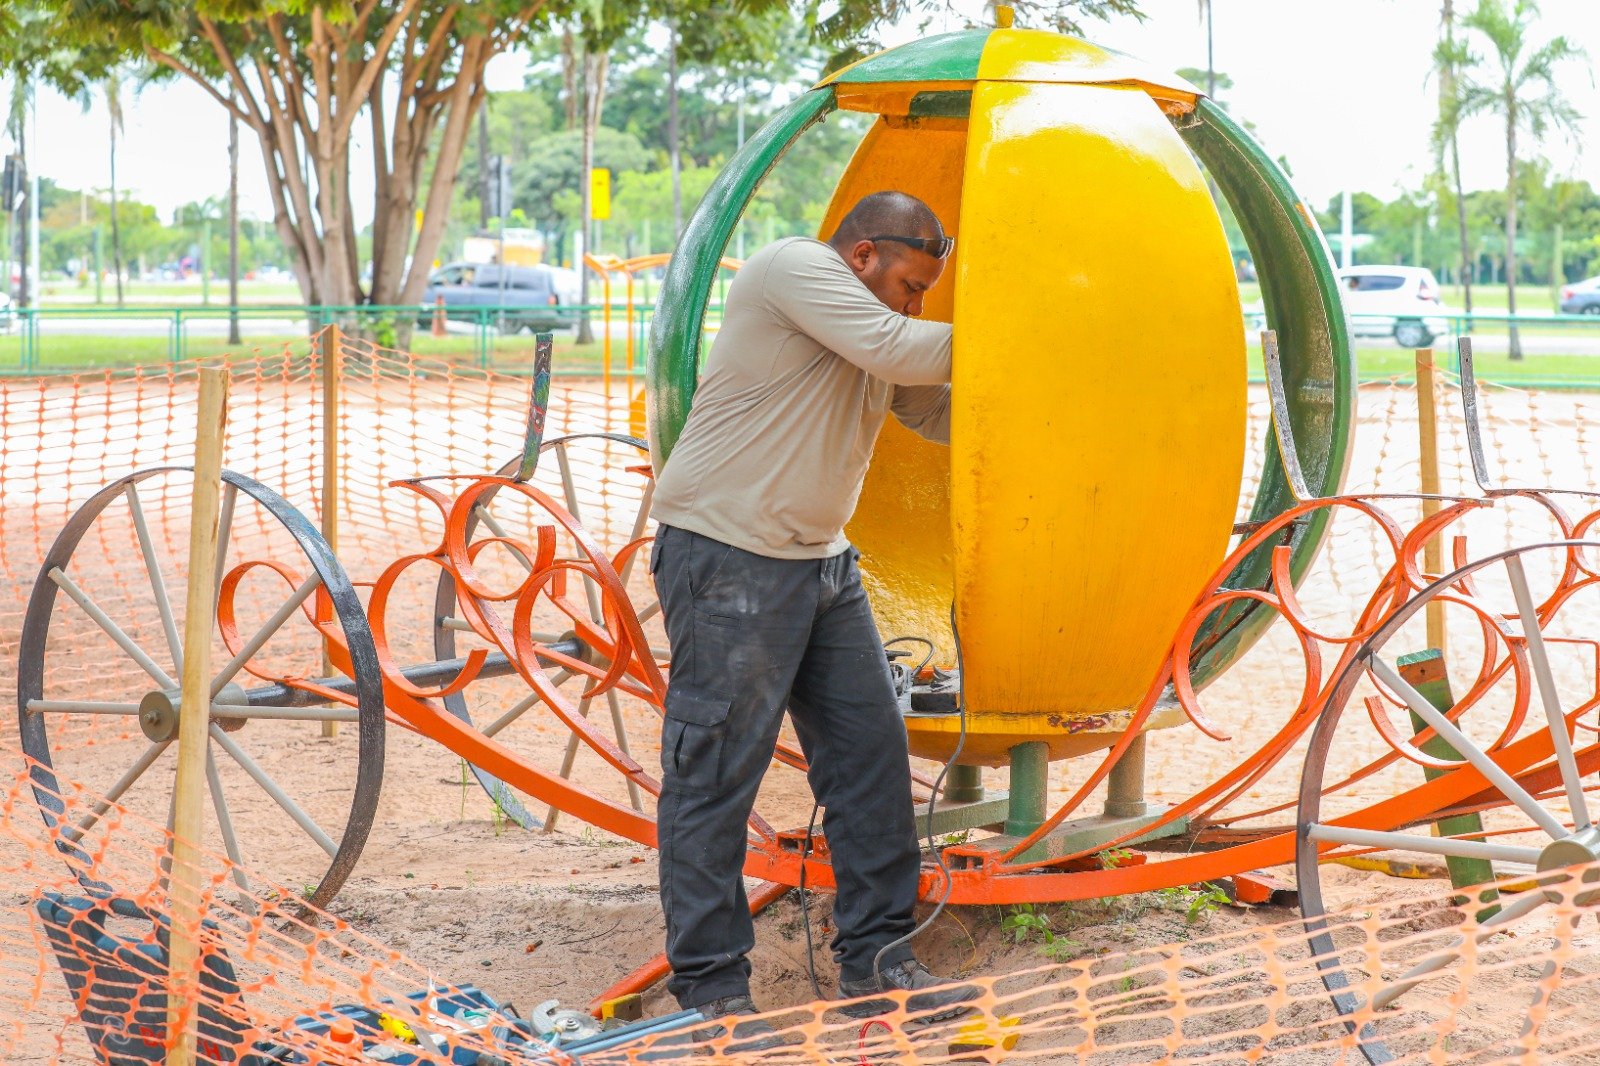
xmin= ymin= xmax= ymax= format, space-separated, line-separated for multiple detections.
xmin=799 ymin=607 xmax=969 ymax=1002
xmin=799 ymin=800 xmax=824 ymax=1001
xmin=870 ymin=604 xmax=967 ymax=989
xmin=882 ymin=635 xmax=937 ymax=677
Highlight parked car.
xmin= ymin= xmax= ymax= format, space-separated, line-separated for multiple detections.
xmin=0 ymin=290 xmax=12 ymax=332
xmin=418 ymin=262 xmax=579 ymax=333
xmin=1559 ymin=276 xmax=1600 ymax=315
xmin=1337 ymin=265 xmax=1451 ymax=348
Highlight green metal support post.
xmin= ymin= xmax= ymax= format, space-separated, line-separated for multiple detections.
xmin=1398 ymin=648 xmax=1501 ymax=920
xmin=1004 ymin=742 xmax=1050 ymax=836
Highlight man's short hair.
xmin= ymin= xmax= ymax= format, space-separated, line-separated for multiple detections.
xmin=830 ymin=191 xmax=943 ymax=249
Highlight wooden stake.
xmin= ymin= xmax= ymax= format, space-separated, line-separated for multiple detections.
xmin=321 ymin=325 xmax=341 ymax=738
xmin=166 ymin=366 xmax=230 ymax=1066
xmin=1416 ymin=350 xmax=1447 ymax=658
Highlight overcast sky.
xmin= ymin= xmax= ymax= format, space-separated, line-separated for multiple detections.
xmin=11 ymin=0 xmax=1600 ymax=225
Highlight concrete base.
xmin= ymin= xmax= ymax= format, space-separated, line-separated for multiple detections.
xmin=956 ymin=804 xmax=1190 ymax=866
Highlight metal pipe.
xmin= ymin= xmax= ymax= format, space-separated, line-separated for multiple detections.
xmin=1104 ymin=732 xmax=1151 ymax=818
xmin=1004 ymin=742 xmax=1049 ymax=837
xmin=210 ymin=723 xmax=339 ymax=858
xmin=211 ymin=574 xmax=321 ymax=695
xmin=1307 ymin=823 xmax=1542 ymax=865
xmin=239 ymin=642 xmax=580 ymax=708
xmin=126 ymin=483 xmax=184 ymax=674
xmin=49 ymin=567 xmax=178 ymax=691
xmin=1371 ymin=656 xmax=1569 ymax=840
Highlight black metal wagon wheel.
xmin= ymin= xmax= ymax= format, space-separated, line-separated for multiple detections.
xmin=17 ymin=466 xmax=385 ymax=912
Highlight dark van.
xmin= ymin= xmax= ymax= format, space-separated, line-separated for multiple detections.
xmin=419 ymin=262 xmax=579 ymax=333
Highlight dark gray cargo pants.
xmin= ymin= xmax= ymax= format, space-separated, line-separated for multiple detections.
xmin=650 ymin=524 xmax=920 ymax=1008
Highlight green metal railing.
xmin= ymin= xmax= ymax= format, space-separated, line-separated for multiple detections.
xmin=3 ymin=303 xmax=1600 ymax=388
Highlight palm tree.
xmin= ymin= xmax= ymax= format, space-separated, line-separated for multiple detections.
xmin=6 ymin=73 xmax=33 ymax=309
xmin=1455 ymin=0 xmax=1584 ymax=360
xmin=1432 ymin=0 xmax=1474 ymax=316
xmin=228 ymin=98 xmax=241 ymax=344
xmin=105 ymin=68 xmax=126 ymax=307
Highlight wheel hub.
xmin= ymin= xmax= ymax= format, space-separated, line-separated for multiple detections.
xmin=138 ymin=682 xmax=251 ymax=741
xmin=1536 ymin=825 xmax=1600 ymax=906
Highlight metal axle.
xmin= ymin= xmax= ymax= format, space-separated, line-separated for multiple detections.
xmin=240 ymin=640 xmax=582 ymax=708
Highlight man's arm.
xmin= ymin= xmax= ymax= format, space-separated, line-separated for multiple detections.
xmin=764 ymin=241 xmax=951 ymax=386
xmin=891 ymin=384 xmax=952 ymax=444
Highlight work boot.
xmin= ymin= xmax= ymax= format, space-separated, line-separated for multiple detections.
xmin=684 ymin=994 xmax=793 ymax=1054
xmin=836 ymin=960 xmax=980 ymax=1023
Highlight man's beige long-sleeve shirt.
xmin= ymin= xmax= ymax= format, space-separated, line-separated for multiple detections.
xmin=651 ymin=237 xmax=953 ymax=559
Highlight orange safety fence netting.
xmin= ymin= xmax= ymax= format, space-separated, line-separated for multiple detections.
xmin=4 ymin=330 xmax=1600 ymax=1062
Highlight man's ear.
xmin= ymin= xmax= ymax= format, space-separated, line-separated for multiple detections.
xmin=845 ymin=239 xmax=877 ymax=273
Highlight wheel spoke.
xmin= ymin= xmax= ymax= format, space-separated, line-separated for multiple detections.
xmin=159 ymin=787 xmax=177 ymax=880
xmin=1370 ymin=887 xmax=1549 ymax=1009
xmin=472 ymin=505 xmax=534 ymax=572
xmin=61 ymin=741 xmax=170 ymax=844
xmin=606 ymin=690 xmax=644 ymax=812
xmin=544 ymin=694 xmax=594 ymax=832
xmin=211 ymin=573 xmax=321 ymax=695
xmin=1307 ymin=823 xmax=1543 ymax=866
xmin=49 ymin=567 xmax=178 ymax=691
xmin=205 ymin=747 xmax=251 ymax=896
xmin=1371 ymin=657 xmax=1569 ymax=840
xmin=481 ymin=669 xmax=572 ymax=738
xmin=212 ymin=482 xmax=237 ymax=613
xmin=126 ymin=483 xmax=184 ymax=675
xmin=615 ymin=480 xmax=655 ymax=585
xmin=554 ymin=446 xmax=606 ymax=623
xmin=1506 ymin=555 xmax=1592 ymax=829
xmin=210 ymin=723 xmax=339 ymax=858
xmin=26 ymin=700 xmax=142 ymax=716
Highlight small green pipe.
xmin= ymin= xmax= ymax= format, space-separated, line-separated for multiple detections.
xmin=1004 ymin=742 xmax=1049 ymax=836
xmin=1399 ymin=649 xmax=1500 ymax=921
xmin=944 ymin=764 xmax=984 ymax=804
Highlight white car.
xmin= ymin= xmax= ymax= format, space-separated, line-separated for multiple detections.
xmin=1338 ymin=265 xmax=1451 ymax=348
xmin=0 ymin=290 xmax=12 ymax=333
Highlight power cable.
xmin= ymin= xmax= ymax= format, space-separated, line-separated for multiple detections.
xmin=799 ymin=606 xmax=969 ymax=1001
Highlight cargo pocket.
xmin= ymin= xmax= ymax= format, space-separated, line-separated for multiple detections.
xmin=661 ymin=686 xmax=733 ymax=794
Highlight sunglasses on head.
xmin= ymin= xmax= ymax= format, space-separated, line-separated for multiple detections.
xmin=868 ymin=234 xmax=955 ymax=260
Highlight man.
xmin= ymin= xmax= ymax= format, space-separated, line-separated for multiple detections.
xmin=649 ymin=190 xmax=977 ymax=1036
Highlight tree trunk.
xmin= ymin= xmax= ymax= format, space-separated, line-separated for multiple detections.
xmin=228 ymin=103 xmax=241 ymax=345
xmin=15 ymin=125 xmax=28 ymax=309
xmin=1441 ymin=0 xmax=1473 ymax=320
xmin=668 ymin=23 xmax=682 ymax=240
xmin=1505 ymin=108 xmax=1520 ymax=360
xmin=576 ymin=40 xmax=595 ymax=345
xmin=561 ymin=28 xmax=578 ymax=130
xmin=153 ymin=9 xmax=527 ymax=328
xmin=478 ymin=102 xmax=489 ymax=231
xmin=1451 ymin=139 xmax=1471 ymax=319
xmin=1550 ymin=219 xmax=1563 ymax=309
xmin=110 ymin=117 xmax=124 ymax=308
